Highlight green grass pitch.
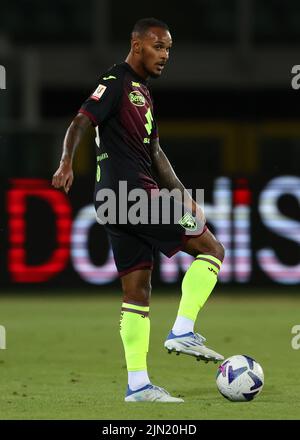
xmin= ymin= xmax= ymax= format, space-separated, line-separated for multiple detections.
xmin=0 ymin=290 xmax=300 ymax=420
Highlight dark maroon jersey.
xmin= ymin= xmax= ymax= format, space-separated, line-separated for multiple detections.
xmin=78 ymin=62 xmax=159 ymax=193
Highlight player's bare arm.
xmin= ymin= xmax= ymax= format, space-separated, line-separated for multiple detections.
xmin=150 ymin=137 xmax=205 ymax=223
xmin=52 ymin=113 xmax=91 ymax=193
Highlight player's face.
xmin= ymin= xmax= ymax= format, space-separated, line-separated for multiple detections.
xmin=140 ymin=28 xmax=172 ymax=78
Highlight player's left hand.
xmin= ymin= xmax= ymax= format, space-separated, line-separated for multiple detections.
xmin=52 ymin=162 xmax=74 ymax=194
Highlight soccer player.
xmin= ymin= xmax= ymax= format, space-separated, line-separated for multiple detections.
xmin=52 ymin=18 xmax=225 ymax=403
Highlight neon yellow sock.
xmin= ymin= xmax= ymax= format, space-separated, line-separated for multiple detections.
xmin=177 ymin=254 xmax=222 ymax=322
xmin=120 ymin=303 xmax=150 ymax=372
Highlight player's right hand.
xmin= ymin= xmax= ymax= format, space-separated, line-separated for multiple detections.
xmin=52 ymin=162 xmax=74 ymax=194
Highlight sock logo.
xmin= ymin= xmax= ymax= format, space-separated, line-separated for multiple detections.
xmin=119 ymin=312 xmax=124 ymax=330
xmin=208 ymin=267 xmax=218 ymax=276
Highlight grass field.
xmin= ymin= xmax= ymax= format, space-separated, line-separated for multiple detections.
xmin=0 ymin=290 xmax=300 ymax=420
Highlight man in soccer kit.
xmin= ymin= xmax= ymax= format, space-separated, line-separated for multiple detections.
xmin=52 ymin=18 xmax=225 ymax=403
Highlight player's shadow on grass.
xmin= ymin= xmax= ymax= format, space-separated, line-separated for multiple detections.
xmin=184 ymin=386 xmax=221 ymax=401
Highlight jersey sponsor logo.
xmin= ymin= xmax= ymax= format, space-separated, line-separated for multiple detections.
xmin=91 ymin=84 xmax=107 ymax=101
xmin=131 ymin=81 xmax=141 ymax=87
xmin=103 ymin=75 xmax=116 ymax=80
xmin=128 ymin=90 xmax=146 ymax=107
xmin=178 ymin=212 xmax=198 ymax=231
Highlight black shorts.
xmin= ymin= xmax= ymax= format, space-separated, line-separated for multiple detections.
xmin=104 ymin=222 xmax=207 ymax=276
xmin=96 ymin=193 xmax=207 ymax=277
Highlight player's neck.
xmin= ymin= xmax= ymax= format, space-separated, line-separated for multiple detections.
xmin=125 ymin=54 xmax=148 ymax=81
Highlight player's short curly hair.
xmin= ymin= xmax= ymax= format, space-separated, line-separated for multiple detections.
xmin=132 ymin=18 xmax=169 ymax=38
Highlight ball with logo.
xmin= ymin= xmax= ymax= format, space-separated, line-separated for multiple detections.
xmin=216 ymin=355 xmax=264 ymax=401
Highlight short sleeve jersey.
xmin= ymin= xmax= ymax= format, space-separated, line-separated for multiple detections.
xmin=79 ymin=62 xmax=159 ymax=193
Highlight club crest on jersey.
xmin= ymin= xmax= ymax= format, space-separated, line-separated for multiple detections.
xmin=178 ymin=212 xmax=198 ymax=231
xmin=128 ymin=90 xmax=145 ymax=107
xmin=91 ymin=84 xmax=107 ymax=101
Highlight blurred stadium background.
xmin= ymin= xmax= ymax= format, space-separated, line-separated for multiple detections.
xmin=0 ymin=0 xmax=299 ymax=289
xmin=0 ymin=0 xmax=299 ymax=420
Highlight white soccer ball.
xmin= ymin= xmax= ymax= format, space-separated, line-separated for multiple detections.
xmin=216 ymin=355 xmax=264 ymax=402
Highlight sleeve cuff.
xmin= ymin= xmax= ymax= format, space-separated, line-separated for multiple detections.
xmin=78 ymin=108 xmax=98 ymax=126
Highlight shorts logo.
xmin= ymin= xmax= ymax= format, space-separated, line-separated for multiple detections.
xmin=91 ymin=84 xmax=107 ymax=101
xmin=129 ymin=90 xmax=145 ymax=107
xmin=178 ymin=212 xmax=197 ymax=231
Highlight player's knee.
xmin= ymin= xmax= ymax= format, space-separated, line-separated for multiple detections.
xmin=191 ymin=236 xmax=225 ymax=262
xmin=194 ymin=239 xmax=225 ymax=262
xmin=213 ymin=241 xmax=225 ymax=262
xmin=123 ymin=284 xmax=152 ymax=306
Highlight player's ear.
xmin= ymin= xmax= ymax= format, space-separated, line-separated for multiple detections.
xmin=132 ymin=38 xmax=142 ymax=54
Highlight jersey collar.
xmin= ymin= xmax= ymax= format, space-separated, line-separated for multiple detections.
xmin=121 ymin=62 xmax=148 ymax=85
